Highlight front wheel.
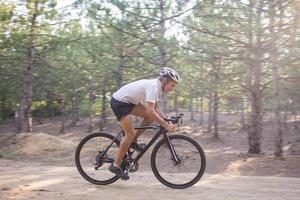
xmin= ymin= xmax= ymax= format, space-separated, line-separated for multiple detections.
xmin=151 ymin=134 xmax=206 ymax=189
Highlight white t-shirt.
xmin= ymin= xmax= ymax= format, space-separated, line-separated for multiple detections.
xmin=112 ymin=79 xmax=163 ymax=105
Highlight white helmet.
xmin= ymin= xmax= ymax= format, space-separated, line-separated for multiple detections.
xmin=159 ymin=67 xmax=181 ymax=83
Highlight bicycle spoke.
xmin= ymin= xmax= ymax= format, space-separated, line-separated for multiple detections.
xmin=151 ymin=135 xmax=206 ymax=189
xmin=75 ymin=133 xmax=120 ymax=185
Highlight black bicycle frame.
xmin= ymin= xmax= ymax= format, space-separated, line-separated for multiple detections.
xmin=99 ymin=125 xmax=180 ymax=165
xmin=134 ymin=126 xmax=164 ymax=161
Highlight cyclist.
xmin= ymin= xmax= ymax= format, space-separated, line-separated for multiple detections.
xmin=109 ymin=67 xmax=181 ymax=180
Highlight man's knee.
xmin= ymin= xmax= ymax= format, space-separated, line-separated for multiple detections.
xmin=142 ymin=117 xmax=153 ymax=125
xmin=124 ymin=131 xmax=136 ymax=142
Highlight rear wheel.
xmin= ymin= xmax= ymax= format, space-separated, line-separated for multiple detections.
xmin=75 ymin=132 xmax=120 ymax=185
xmin=151 ymin=135 xmax=206 ymax=189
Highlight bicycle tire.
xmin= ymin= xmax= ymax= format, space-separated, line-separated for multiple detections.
xmin=75 ymin=132 xmax=120 ymax=185
xmin=151 ymin=134 xmax=206 ymax=189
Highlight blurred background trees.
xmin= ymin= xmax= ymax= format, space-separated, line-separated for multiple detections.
xmin=1 ymin=0 xmax=299 ymax=157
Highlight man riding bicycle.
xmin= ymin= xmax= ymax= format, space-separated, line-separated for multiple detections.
xmin=109 ymin=67 xmax=181 ymax=180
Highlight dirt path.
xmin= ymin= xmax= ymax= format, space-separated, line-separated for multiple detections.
xmin=1 ymin=159 xmax=299 ymax=200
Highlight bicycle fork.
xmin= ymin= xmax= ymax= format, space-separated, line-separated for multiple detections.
xmin=163 ymin=133 xmax=181 ymax=164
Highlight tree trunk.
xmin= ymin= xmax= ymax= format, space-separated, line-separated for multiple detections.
xmin=207 ymin=91 xmax=213 ymax=133
xmin=212 ymin=62 xmax=219 ymax=139
xmin=292 ymin=105 xmax=298 ymax=130
xmin=24 ymin=51 xmax=33 ymax=133
xmin=212 ymin=90 xmax=219 ymax=139
xmin=46 ymin=92 xmax=54 ymax=118
xmin=247 ymin=35 xmax=264 ymax=154
xmin=294 ymin=112 xmax=298 ymax=130
xmin=60 ymin=94 xmax=65 ymax=134
xmin=158 ymin=0 xmax=168 ymax=113
xmin=87 ymin=79 xmax=96 ymax=133
xmin=283 ymin=103 xmax=288 ymax=133
xmin=116 ymin=66 xmax=124 ymax=89
xmin=71 ymin=91 xmax=80 ymax=125
xmin=99 ymin=84 xmax=107 ymax=131
xmin=245 ymin=0 xmax=263 ymax=154
xmin=189 ymin=90 xmax=194 ymax=121
xmin=15 ymin=103 xmax=22 ymax=133
xmin=182 ymin=99 xmax=187 ymax=110
xmin=269 ymin=0 xmax=283 ymax=158
xmin=240 ymin=98 xmax=246 ymax=129
xmin=22 ymin=1 xmax=38 ymax=133
xmin=174 ymin=92 xmax=179 ymax=114
xmin=200 ymin=96 xmax=204 ymax=125
xmin=158 ymin=0 xmax=167 ymax=69
xmin=0 ymin=96 xmax=6 ymax=121
xmin=87 ymin=100 xmax=95 ymax=133
xmin=162 ymin=95 xmax=168 ymax=114
xmin=196 ymin=97 xmax=199 ymax=113
xmin=248 ymin=86 xmax=263 ymax=154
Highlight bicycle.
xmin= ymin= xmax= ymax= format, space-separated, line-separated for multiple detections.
xmin=75 ymin=114 xmax=206 ymax=189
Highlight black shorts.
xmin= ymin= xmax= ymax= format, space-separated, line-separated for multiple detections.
xmin=110 ymin=97 xmax=135 ymax=121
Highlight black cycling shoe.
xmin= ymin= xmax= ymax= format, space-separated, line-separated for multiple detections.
xmin=109 ymin=163 xmax=129 ymax=180
xmin=130 ymin=142 xmax=146 ymax=152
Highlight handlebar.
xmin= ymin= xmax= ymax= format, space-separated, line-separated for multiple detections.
xmin=164 ymin=113 xmax=184 ymax=125
xmin=134 ymin=114 xmax=184 ymax=131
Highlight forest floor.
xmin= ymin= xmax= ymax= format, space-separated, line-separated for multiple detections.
xmin=0 ymin=113 xmax=300 ymax=199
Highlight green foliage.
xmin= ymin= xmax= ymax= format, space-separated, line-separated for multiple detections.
xmin=0 ymin=0 xmax=299 ymax=122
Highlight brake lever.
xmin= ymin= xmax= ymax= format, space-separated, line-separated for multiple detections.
xmin=165 ymin=113 xmax=184 ymax=126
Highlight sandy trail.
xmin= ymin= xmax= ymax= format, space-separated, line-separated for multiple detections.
xmin=0 ymin=159 xmax=299 ymax=200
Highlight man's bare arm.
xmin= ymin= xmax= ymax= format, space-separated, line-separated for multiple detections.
xmin=147 ymin=102 xmax=176 ymax=131
xmin=155 ymin=103 xmax=166 ymax=119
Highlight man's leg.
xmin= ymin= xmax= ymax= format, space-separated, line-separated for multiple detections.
xmin=131 ymin=103 xmax=153 ymax=142
xmin=134 ymin=118 xmax=153 ymax=142
xmin=114 ymin=115 xmax=136 ymax=167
